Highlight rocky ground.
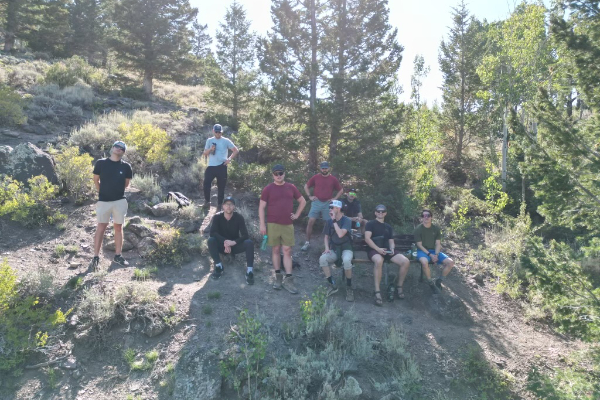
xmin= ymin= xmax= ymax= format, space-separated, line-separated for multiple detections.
xmin=0 ymin=185 xmax=587 ymax=399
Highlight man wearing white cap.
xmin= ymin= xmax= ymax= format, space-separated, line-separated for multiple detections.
xmin=319 ymin=200 xmax=355 ymax=301
xmin=202 ymin=124 xmax=239 ymax=209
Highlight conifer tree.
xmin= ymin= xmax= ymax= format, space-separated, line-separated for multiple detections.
xmin=110 ymin=0 xmax=197 ymax=95
xmin=23 ymin=0 xmax=71 ymax=57
xmin=209 ymin=1 xmax=256 ymax=125
xmin=1 ymin=0 xmax=40 ymax=51
xmin=191 ymin=20 xmax=211 ymax=58
xmin=69 ymin=0 xmax=111 ymax=63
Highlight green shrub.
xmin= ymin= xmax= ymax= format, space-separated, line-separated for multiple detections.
xmin=6 ymin=61 xmax=46 ymax=89
xmin=0 ymin=175 xmax=64 ymax=227
xmin=146 ymin=225 xmax=189 ymax=267
xmin=131 ymin=174 xmax=162 ymax=200
xmin=0 ymin=259 xmax=71 ymax=372
xmin=0 ymin=85 xmax=27 ymax=126
xmin=120 ymin=85 xmax=148 ymax=100
xmin=118 ymin=123 xmax=172 ymax=167
xmin=455 ymin=346 xmax=514 ymax=399
xmin=54 ymin=146 xmax=94 ymax=202
xmin=45 ymin=56 xmax=107 ymax=89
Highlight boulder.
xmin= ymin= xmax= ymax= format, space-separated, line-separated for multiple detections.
xmin=145 ymin=202 xmax=175 ymax=217
xmin=1 ymin=130 xmax=20 ymax=138
xmin=0 ymin=143 xmax=59 ymax=184
xmin=173 ymin=349 xmax=221 ymax=400
xmin=338 ymin=376 xmax=362 ymax=398
xmin=137 ymin=237 xmax=158 ymax=257
xmin=125 ymin=223 xmax=155 ymax=238
xmin=103 ymin=237 xmax=136 ymax=252
xmin=143 ymin=320 xmax=167 ymax=337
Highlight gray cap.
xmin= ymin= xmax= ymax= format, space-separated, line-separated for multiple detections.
xmin=320 ymin=161 xmax=330 ymax=168
xmin=375 ymin=204 xmax=387 ymax=211
xmin=223 ymin=196 xmax=235 ymax=205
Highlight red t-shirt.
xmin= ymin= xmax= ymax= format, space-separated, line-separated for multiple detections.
xmin=306 ymin=174 xmax=342 ymax=201
xmin=260 ymin=182 xmax=303 ymax=225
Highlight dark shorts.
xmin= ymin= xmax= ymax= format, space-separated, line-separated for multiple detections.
xmin=368 ymin=248 xmax=403 ymax=261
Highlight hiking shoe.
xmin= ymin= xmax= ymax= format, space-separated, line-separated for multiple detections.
xmin=301 ymin=241 xmax=310 ymax=251
xmin=326 ymin=283 xmax=339 ymax=297
xmin=211 ymin=267 xmax=223 ymax=280
xmin=246 ymin=271 xmax=254 ymax=285
xmin=273 ymin=273 xmax=283 ymax=290
xmin=113 ymin=254 xmax=129 ymax=266
xmin=435 ymin=277 xmax=443 ymax=292
xmin=90 ymin=256 xmax=100 ymax=270
xmin=282 ymin=276 xmax=299 ymax=294
xmin=429 ymin=280 xmax=441 ymax=294
xmin=346 ymin=287 xmax=355 ymax=302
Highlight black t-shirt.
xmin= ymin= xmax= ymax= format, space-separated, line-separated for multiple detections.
xmin=93 ymin=158 xmax=133 ymax=202
xmin=365 ymin=219 xmax=393 ymax=247
xmin=341 ymin=198 xmax=361 ymax=218
xmin=209 ymin=212 xmax=249 ymax=245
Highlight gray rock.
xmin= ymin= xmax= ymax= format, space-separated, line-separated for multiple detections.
xmin=178 ymin=220 xmax=201 ymax=234
xmin=0 ymin=142 xmax=58 ymax=184
xmin=143 ymin=321 xmax=166 ymax=337
xmin=23 ymin=124 xmax=48 ymax=135
xmin=173 ymin=349 xmax=221 ymax=400
xmin=338 ymin=376 xmax=362 ymax=398
xmin=1 ymin=130 xmax=20 ymax=138
xmin=145 ymin=202 xmax=175 ymax=217
xmin=103 ymin=237 xmax=136 ymax=252
xmin=125 ymin=223 xmax=155 ymax=238
xmin=137 ymin=237 xmax=158 ymax=257
xmin=62 ymin=357 xmax=77 ymax=370
xmin=127 ymin=216 xmax=143 ymax=225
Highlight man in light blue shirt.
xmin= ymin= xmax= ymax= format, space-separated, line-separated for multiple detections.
xmin=202 ymin=124 xmax=239 ymax=208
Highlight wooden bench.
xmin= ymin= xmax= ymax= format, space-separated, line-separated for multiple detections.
xmin=340 ymin=233 xmax=429 ymax=287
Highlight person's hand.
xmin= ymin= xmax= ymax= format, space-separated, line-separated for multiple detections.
xmin=224 ymin=159 xmax=231 ymax=165
xmin=260 ymin=224 xmax=267 ymax=235
xmin=291 ymin=213 xmax=299 ymax=221
xmin=309 ymin=195 xmax=316 ymax=201
xmin=323 ymin=249 xmax=331 ymax=254
xmin=224 ymin=240 xmax=236 ymax=247
xmin=377 ymin=247 xmax=387 ymax=256
xmin=431 ymin=254 xmax=439 ymax=263
xmin=329 ymin=211 xmax=334 ymax=219
xmin=224 ymin=246 xmax=231 ymax=254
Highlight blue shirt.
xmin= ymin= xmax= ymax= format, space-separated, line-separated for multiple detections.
xmin=204 ymin=137 xmax=236 ymax=166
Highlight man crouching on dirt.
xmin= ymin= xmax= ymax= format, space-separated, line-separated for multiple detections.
xmin=89 ymin=141 xmax=133 ymax=270
xmin=209 ymin=197 xmax=255 ymax=285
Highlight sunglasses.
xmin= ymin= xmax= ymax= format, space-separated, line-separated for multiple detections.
xmin=348 ymin=192 xmax=357 ymax=196
xmin=375 ymin=210 xmax=386 ymax=213
xmin=422 ymin=214 xmax=432 ymax=218
xmin=329 ymin=206 xmax=335 ymax=209
xmin=113 ymin=146 xmax=125 ymax=151
xmin=273 ymin=171 xmax=284 ymax=176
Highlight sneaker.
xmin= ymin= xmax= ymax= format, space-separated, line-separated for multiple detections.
xmin=346 ymin=287 xmax=355 ymax=302
xmin=301 ymin=241 xmax=310 ymax=251
xmin=435 ymin=277 xmax=443 ymax=292
xmin=326 ymin=283 xmax=339 ymax=297
xmin=211 ymin=267 xmax=223 ymax=280
xmin=90 ymin=256 xmax=100 ymax=270
xmin=113 ymin=254 xmax=129 ymax=266
xmin=282 ymin=276 xmax=299 ymax=294
xmin=273 ymin=273 xmax=283 ymax=290
xmin=246 ymin=271 xmax=254 ymax=285
xmin=429 ymin=280 xmax=441 ymax=294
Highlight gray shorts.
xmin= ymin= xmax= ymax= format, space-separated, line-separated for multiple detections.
xmin=96 ymin=198 xmax=128 ymax=224
xmin=308 ymin=199 xmax=331 ymax=220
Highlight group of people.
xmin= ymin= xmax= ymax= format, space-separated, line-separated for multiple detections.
xmin=90 ymin=125 xmax=455 ymax=306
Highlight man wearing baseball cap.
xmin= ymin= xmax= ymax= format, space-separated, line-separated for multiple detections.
xmin=319 ymin=200 xmax=355 ymax=301
xmin=208 ymin=197 xmax=255 ymax=285
xmin=341 ymin=188 xmax=367 ymax=234
xmin=302 ymin=161 xmax=344 ymax=251
xmin=364 ymin=204 xmax=410 ymax=306
xmin=89 ymin=140 xmax=133 ymax=270
xmin=201 ymin=124 xmax=239 ymax=209
xmin=259 ymin=164 xmax=307 ymax=294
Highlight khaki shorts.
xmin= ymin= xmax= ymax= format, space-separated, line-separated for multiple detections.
xmin=267 ymin=223 xmax=295 ymax=247
xmin=96 ymin=199 xmax=128 ymax=224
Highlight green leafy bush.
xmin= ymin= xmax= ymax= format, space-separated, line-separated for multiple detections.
xmin=146 ymin=225 xmax=189 ymax=267
xmin=45 ymin=56 xmax=107 ymax=89
xmin=0 ymin=85 xmax=27 ymax=126
xmin=0 ymin=175 xmax=64 ymax=227
xmin=118 ymin=122 xmax=172 ymax=167
xmin=54 ymin=146 xmax=94 ymax=202
xmin=120 ymin=85 xmax=148 ymax=100
xmin=0 ymin=259 xmax=71 ymax=372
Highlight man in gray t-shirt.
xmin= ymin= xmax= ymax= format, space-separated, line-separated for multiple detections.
xmin=202 ymin=124 xmax=239 ymax=208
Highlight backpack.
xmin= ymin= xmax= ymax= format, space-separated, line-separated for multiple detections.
xmin=167 ymin=192 xmax=191 ymax=209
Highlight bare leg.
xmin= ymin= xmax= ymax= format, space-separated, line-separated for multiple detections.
xmin=305 ymin=217 xmax=316 ymax=241
xmin=272 ymin=245 xmax=281 ymax=271
xmin=420 ymin=257 xmax=432 ymax=280
xmin=282 ymin=246 xmax=293 ymax=274
xmin=114 ymin=223 xmax=123 ymax=254
xmin=94 ymin=223 xmax=109 ymax=256
xmin=392 ymin=254 xmax=410 ymax=287
xmin=372 ymin=255 xmax=384 ymax=292
xmin=441 ymin=258 xmax=455 ymax=277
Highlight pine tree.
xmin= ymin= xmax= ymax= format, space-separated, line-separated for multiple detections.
xmin=191 ymin=20 xmax=211 ymax=58
xmin=1 ymin=0 xmax=40 ymax=51
xmin=23 ymin=0 xmax=71 ymax=57
xmin=209 ymin=1 xmax=256 ymax=125
xmin=110 ymin=0 xmax=197 ymax=95
xmin=438 ymin=1 xmax=486 ymax=165
xmin=68 ymin=0 xmax=111 ymax=63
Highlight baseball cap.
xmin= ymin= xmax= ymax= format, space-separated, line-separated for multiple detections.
xmin=330 ymin=200 xmax=343 ymax=208
xmin=272 ymin=164 xmax=285 ymax=172
xmin=375 ymin=204 xmax=387 ymax=211
xmin=320 ymin=161 xmax=330 ymax=168
xmin=213 ymin=124 xmax=222 ymax=132
xmin=113 ymin=141 xmax=127 ymax=151
xmin=223 ymin=196 xmax=235 ymax=205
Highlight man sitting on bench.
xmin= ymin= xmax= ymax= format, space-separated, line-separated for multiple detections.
xmin=414 ymin=209 xmax=455 ymax=294
xmin=365 ymin=204 xmax=410 ymax=306
xmin=319 ymin=200 xmax=354 ymax=301
xmin=341 ymin=188 xmax=367 ymax=235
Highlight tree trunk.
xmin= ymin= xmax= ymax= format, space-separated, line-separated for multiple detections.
xmin=143 ymin=69 xmax=153 ymax=96
xmin=3 ymin=0 xmax=18 ymax=52
xmin=308 ymin=0 xmax=318 ymax=171
xmin=501 ymin=106 xmax=508 ymax=191
xmin=329 ymin=0 xmax=346 ymax=159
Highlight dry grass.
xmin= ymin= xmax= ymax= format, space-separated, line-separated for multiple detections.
xmin=153 ymin=80 xmax=208 ymax=108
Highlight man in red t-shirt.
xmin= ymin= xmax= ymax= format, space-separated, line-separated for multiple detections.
xmin=259 ymin=164 xmax=307 ymax=294
xmin=302 ymin=161 xmax=344 ymax=251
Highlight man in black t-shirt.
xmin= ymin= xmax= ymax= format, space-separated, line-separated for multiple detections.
xmin=90 ymin=141 xmax=133 ymax=270
xmin=341 ymin=188 xmax=367 ymax=233
xmin=208 ymin=197 xmax=255 ymax=285
xmin=364 ymin=204 xmax=410 ymax=306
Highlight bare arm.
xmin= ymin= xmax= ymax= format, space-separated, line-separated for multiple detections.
xmin=93 ymin=174 xmax=100 ymax=192
xmin=323 ymin=234 xmax=330 ymax=252
xmin=259 ymin=199 xmax=267 ymax=235
xmin=332 ymin=187 xmax=344 ymax=200
xmin=125 ymin=178 xmax=130 ymax=189
xmin=304 ymin=183 xmax=314 ymax=200
xmin=332 ymin=220 xmax=347 ymax=238
xmin=224 ymin=146 xmax=239 ymax=165
xmin=292 ymin=196 xmax=307 ymax=219
xmin=416 ymin=241 xmax=428 ymax=253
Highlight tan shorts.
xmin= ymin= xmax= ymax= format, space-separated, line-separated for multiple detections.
xmin=267 ymin=223 xmax=295 ymax=247
xmin=96 ymin=199 xmax=128 ymax=224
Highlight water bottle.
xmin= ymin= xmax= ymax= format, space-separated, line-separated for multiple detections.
xmin=261 ymin=235 xmax=268 ymax=251
xmin=356 ymin=221 xmax=360 ymax=228
xmin=411 ymin=243 xmax=417 ymax=260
